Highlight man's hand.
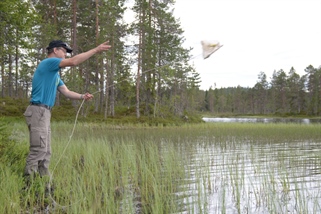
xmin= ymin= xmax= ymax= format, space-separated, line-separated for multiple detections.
xmin=83 ymin=92 xmax=94 ymax=101
xmin=59 ymin=41 xmax=111 ymax=68
xmin=95 ymin=41 xmax=112 ymax=53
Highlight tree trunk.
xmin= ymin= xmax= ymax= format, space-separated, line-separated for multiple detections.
xmin=104 ymin=61 xmax=109 ymax=119
xmin=15 ymin=32 xmax=19 ymax=98
xmin=8 ymin=54 xmax=12 ymax=97
xmin=110 ymin=39 xmax=115 ymax=117
xmin=94 ymin=0 xmax=100 ymax=113
xmin=1 ymin=52 xmax=4 ymax=98
xmin=136 ymin=8 xmax=144 ymax=119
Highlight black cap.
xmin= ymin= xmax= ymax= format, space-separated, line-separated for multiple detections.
xmin=46 ymin=40 xmax=73 ymax=53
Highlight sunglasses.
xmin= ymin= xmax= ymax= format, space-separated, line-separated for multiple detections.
xmin=57 ymin=47 xmax=67 ymax=54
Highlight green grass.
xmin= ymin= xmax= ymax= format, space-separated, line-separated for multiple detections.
xmin=1 ymin=120 xmax=321 ymax=213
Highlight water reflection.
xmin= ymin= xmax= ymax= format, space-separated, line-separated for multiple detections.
xmin=203 ymin=117 xmax=320 ymax=124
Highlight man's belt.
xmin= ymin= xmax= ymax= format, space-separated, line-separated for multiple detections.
xmin=30 ymin=102 xmax=52 ymax=110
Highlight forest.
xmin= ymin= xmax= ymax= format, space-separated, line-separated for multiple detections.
xmin=1 ymin=0 xmax=321 ymax=120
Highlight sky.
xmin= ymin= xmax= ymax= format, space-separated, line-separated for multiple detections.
xmin=173 ymin=0 xmax=321 ymax=90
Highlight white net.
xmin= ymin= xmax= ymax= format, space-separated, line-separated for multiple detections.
xmin=201 ymin=40 xmax=223 ymax=59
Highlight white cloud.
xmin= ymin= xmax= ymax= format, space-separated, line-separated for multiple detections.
xmin=174 ymin=0 xmax=321 ymax=89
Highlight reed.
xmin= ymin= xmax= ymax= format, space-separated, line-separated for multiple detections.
xmin=1 ymin=121 xmax=321 ymax=213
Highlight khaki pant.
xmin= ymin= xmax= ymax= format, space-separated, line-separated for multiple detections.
xmin=24 ymin=105 xmax=51 ymax=177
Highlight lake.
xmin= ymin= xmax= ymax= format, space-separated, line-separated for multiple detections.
xmin=203 ymin=117 xmax=321 ymax=124
xmin=176 ymin=138 xmax=321 ymax=213
xmin=170 ymin=122 xmax=321 ymax=213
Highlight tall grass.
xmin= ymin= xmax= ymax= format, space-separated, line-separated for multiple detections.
xmin=1 ymin=121 xmax=321 ymax=213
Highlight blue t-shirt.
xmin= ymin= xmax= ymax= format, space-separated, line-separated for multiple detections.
xmin=30 ymin=58 xmax=65 ymax=107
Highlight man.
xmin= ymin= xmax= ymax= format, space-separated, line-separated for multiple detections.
xmin=23 ymin=40 xmax=111 ymax=178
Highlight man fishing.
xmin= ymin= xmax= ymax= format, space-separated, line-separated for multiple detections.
xmin=23 ymin=40 xmax=111 ymax=181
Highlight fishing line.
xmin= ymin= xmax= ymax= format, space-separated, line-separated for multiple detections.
xmin=104 ymin=53 xmax=202 ymax=91
xmin=53 ymin=53 xmax=201 ymax=165
xmin=46 ymin=49 xmax=210 ymax=210
xmin=47 ymin=97 xmax=86 ymax=210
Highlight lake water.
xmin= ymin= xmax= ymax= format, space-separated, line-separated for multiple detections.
xmin=171 ymin=122 xmax=321 ymax=213
xmin=203 ymin=117 xmax=321 ymax=124
xmin=175 ymin=139 xmax=321 ymax=213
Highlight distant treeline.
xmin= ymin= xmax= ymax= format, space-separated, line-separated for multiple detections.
xmin=2 ymin=64 xmax=321 ymax=119
xmin=203 ymin=65 xmax=321 ymax=116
